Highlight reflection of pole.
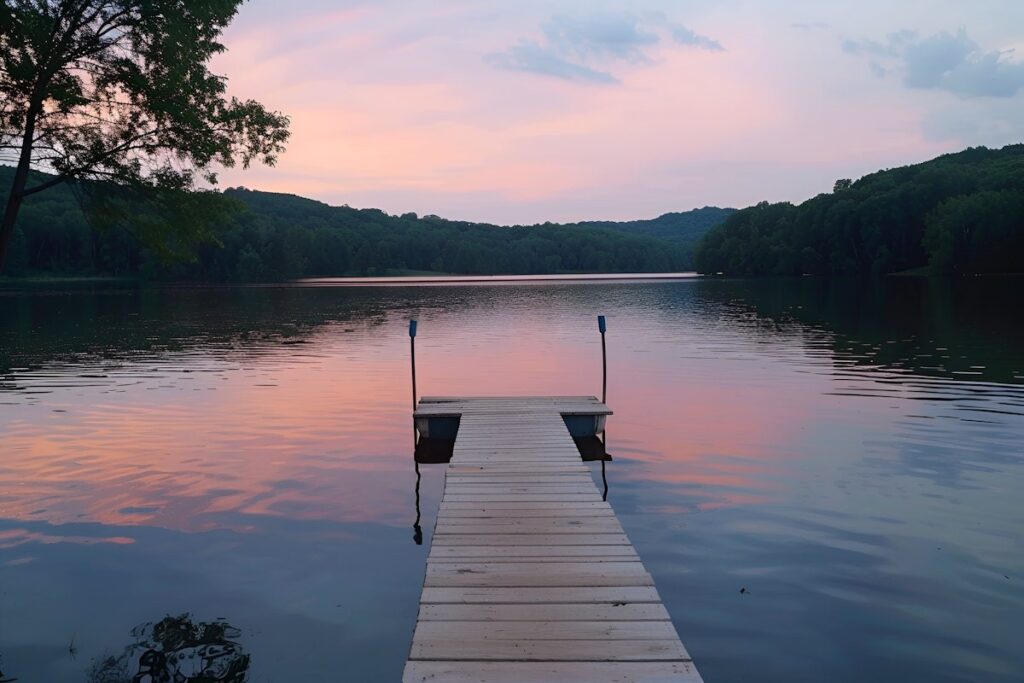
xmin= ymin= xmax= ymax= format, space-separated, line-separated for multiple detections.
xmin=413 ymin=461 xmax=423 ymax=545
xmin=601 ymin=430 xmax=608 ymax=501
xmin=413 ymin=424 xmax=423 ymax=545
xmin=409 ymin=319 xmax=418 ymax=410
xmin=597 ymin=316 xmax=609 ymax=500
xmin=598 ymin=315 xmax=607 ymax=404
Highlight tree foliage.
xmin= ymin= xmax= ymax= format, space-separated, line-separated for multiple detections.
xmin=924 ymin=190 xmax=1024 ymax=274
xmin=0 ymin=0 xmax=290 ymax=268
xmin=695 ymin=145 xmax=1024 ymax=276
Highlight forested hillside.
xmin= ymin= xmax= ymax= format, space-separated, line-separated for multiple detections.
xmin=695 ymin=145 xmax=1024 ymax=275
xmin=1 ymin=167 xmax=727 ymax=281
xmin=22 ymin=142 xmax=1020 ymax=283
xmin=569 ymin=207 xmax=735 ymax=247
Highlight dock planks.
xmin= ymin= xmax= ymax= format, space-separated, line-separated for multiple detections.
xmin=404 ymin=397 xmax=703 ymax=683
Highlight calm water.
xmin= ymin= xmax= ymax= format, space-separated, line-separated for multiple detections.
xmin=1 ymin=276 xmax=1022 ymax=682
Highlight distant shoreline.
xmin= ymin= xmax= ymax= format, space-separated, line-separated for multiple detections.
xmin=8 ymin=271 xmax=1024 ymax=293
xmin=0 ymin=272 xmax=702 ymax=292
xmin=294 ymin=272 xmax=700 ymax=286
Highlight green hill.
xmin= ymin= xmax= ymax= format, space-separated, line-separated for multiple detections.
xmin=570 ymin=207 xmax=735 ymax=245
xmin=695 ymin=144 xmax=1024 ymax=276
xmin=1 ymin=166 xmax=728 ymax=281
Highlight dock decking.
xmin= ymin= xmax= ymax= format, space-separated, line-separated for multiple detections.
xmin=404 ymin=397 xmax=703 ymax=683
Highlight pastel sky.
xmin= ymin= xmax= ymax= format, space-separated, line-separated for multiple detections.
xmin=213 ymin=0 xmax=1024 ymax=224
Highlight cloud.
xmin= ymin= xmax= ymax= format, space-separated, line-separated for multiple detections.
xmin=485 ymin=40 xmax=617 ymax=84
xmin=868 ymin=61 xmax=888 ymax=78
xmin=791 ymin=22 xmax=830 ymax=31
xmin=845 ymin=28 xmax=1024 ymax=98
xmin=671 ymin=24 xmax=724 ymax=51
xmin=842 ymin=38 xmax=892 ymax=58
xmin=486 ymin=12 xmax=723 ymax=83
xmin=841 ymin=30 xmax=915 ymax=58
xmin=903 ymin=30 xmax=976 ymax=89
xmin=543 ymin=14 xmax=659 ymax=63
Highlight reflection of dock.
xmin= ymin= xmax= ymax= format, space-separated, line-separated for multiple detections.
xmin=404 ymin=397 xmax=702 ymax=683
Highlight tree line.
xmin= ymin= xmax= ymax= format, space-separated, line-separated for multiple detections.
xmin=694 ymin=144 xmax=1024 ymax=275
xmin=1 ymin=168 xmax=702 ymax=280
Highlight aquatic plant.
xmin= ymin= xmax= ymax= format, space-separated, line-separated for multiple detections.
xmin=87 ymin=614 xmax=250 ymax=683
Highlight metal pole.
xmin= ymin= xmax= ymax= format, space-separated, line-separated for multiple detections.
xmin=598 ymin=315 xmax=607 ymax=404
xmin=409 ymin=319 xmax=418 ymax=410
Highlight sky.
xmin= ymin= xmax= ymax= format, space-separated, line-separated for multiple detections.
xmin=213 ymin=0 xmax=1024 ymax=224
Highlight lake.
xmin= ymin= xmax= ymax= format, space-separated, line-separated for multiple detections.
xmin=1 ymin=276 xmax=1022 ymax=682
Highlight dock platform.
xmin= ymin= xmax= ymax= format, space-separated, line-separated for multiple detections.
xmin=404 ymin=396 xmax=703 ymax=683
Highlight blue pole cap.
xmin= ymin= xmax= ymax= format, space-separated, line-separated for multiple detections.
xmin=598 ymin=315 xmax=606 ymax=333
xmin=409 ymin=319 xmax=418 ymax=338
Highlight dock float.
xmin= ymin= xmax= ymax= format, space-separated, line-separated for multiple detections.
xmin=404 ymin=396 xmax=703 ymax=683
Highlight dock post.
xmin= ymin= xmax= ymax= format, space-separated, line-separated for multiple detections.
xmin=598 ymin=315 xmax=607 ymax=404
xmin=409 ymin=319 xmax=418 ymax=410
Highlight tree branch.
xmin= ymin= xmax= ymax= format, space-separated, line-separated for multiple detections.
xmin=21 ymin=173 xmax=70 ymax=197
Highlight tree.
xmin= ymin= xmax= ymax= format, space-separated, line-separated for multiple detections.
xmin=0 ymin=0 xmax=290 ymax=270
xmin=833 ymin=178 xmax=852 ymax=192
xmin=924 ymin=190 xmax=1024 ymax=274
xmin=695 ymin=145 xmax=1024 ymax=276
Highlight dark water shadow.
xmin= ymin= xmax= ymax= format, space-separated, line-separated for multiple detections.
xmin=413 ymin=437 xmax=456 ymax=464
xmin=694 ymin=276 xmax=1024 ymax=384
xmin=573 ymin=436 xmax=611 ymax=462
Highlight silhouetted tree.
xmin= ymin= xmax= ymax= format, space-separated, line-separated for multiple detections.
xmin=0 ymin=0 xmax=290 ymax=270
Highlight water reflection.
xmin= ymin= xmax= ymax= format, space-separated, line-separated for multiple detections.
xmin=411 ymin=429 xmax=453 ymax=546
xmin=411 ymin=462 xmax=423 ymax=547
xmin=87 ymin=615 xmax=249 ymax=683
xmin=601 ymin=433 xmax=609 ymax=501
xmin=0 ymin=278 xmax=1021 ymax=682
xmin=693 ymin=276 xmax=1024 ymax=385
xmin=689 ymin=277 xmax=1024 ymax=492
xmin=411 ymin=424 xmax=423 ymax=546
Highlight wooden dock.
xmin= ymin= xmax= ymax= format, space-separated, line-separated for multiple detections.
xmin=404 ymin=396 xmax=703 ymax=683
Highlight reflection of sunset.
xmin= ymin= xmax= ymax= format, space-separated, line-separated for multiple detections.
xmin=0 ymin=320 xmax=422 ymax=531
xmin=3 ymin=281 xmax=1021 ymax=683
xmin=605 ymin=367 xmax=824 ymax=512
xmin=3 ymin=280 xmax=1020 ymax=545
xmin=0 ymin=528 xmax=135 ymax=549
xmin=0 ymin=309 xmax=598 ymax=534
xmin=1 ymin=293 xmax=822 ymax=536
